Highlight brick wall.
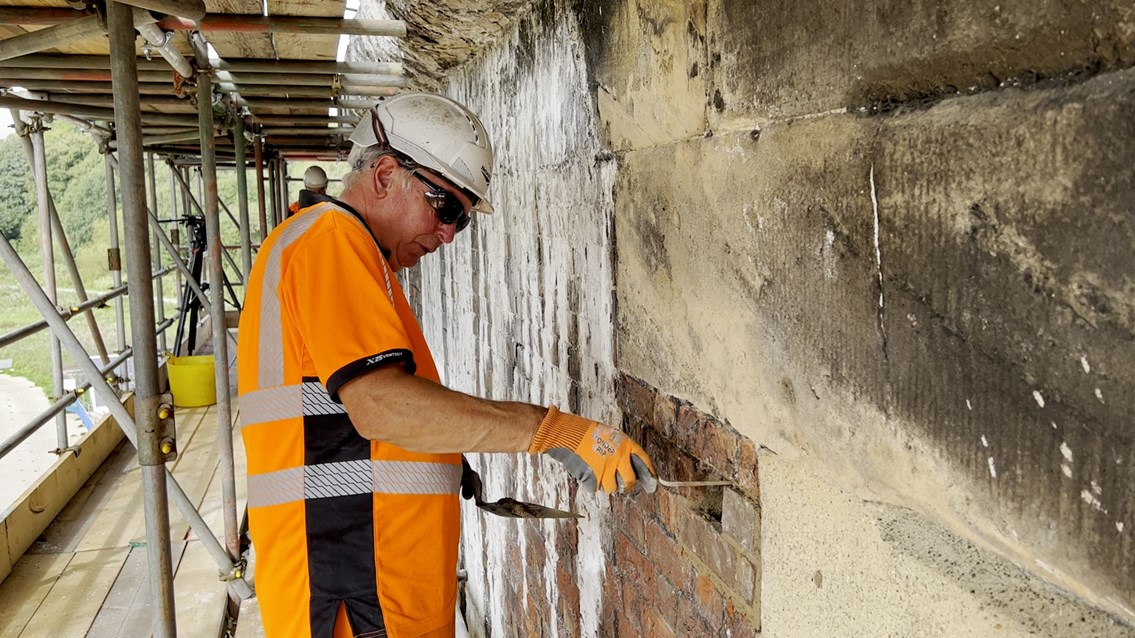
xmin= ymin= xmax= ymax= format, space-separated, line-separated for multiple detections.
xmin=610 ymin=374 xmax=760 ymax=637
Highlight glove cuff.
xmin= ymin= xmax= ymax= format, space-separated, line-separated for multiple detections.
xmin=527 ymin=405 xmax=592 ymax=454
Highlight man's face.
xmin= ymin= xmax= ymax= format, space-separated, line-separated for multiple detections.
xmin=376 ymin=164 xmax=473 ymax=271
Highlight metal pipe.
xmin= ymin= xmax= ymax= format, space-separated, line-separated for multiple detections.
xmin=214 ymin=58 xmax=402 ymax=75
xmin=104 ymin=156 xmax=127 ymax=353
xmin=29 ymin=123 xmax=67 ymax=452
xmin=0 ymin=209 xmax=253 ymax=601
xmin=254 ymin=134 xmax=266 ymax=242
xmin=0 ymin=54 xmax=401 ymax=76
xmin=277 ymin=158 xmax=289 ymax=225
xmin=134 ymin=21 xmax=194 ymax=79
xmin=0 ymin=52 xmax=171 ymax=70
xmin=0 ymin=80 xmax=182 ymax=95
xmin=0 ymin=348 xmax=134 ymax=460
xmin=107 ymin=3 xmax=176 ymax=633
xmin=0 ymin=8 xmax=92 ymax=25
xmin=117 ymin=0 xmax=206 ymax=22
xmin=162 ymin=15 xmax=407 ymax=37
xmin=198 ymin=69 xmax=241 ymax=566
xmin=0 ymin=15 xmax=106 ymax=62
xmin=10 ymin=111 xmax=111 ymax=366
xmin=261 ymin=127 xmax=353 ymax=136
xmin=233 ymin=116 xmax=252 ymax=283
xmin=214 ymin=71 xmax=403 ymax=87
xmin=0 ymin=284 xmax=128 ymax=350
xmin=147 ymin=152 xmax=167 ymax=353
xmin=251 ymin=114 xmax=356 ymax=125
xmin=167 ymin=161 xmax=182 ymax=309
xmin=143 ymin=131 xmax=208 ymax=146
xmin=0 ymin=67 xmax=177 ymax=83
xmin=239 ymin=98 xmax=374 ymax=111
xmin=266 ymin=154 xmax=278 ymax=233
xmin=0 ymin=94 xmax=192 ymax=125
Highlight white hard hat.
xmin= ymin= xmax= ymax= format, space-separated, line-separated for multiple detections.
xmin=303 ymin=166 xmax=328 ymax=189
xmin=348 ymin=92 xmax=494 ymax=214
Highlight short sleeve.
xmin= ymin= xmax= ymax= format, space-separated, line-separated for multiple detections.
xmin=280 ymin=216 xmax=415 ymax=400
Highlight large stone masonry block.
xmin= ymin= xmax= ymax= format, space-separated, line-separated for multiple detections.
xmin=616 ymin=68 xmax=1135 ymax=620
xmin=707 ymin=0 xmax=1135 ymax=122
xmin=577 ymin=0 xmax=709 ymax=151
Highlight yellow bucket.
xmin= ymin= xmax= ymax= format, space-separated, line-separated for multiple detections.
xmin=167 ymin=355 xmax=217 ymax=407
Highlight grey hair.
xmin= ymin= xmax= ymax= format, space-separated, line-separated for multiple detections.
xmin=343 ymin=145 xmax=417 ymax=192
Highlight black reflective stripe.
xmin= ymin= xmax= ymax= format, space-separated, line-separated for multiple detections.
xmin=303 ymin=379 xmax=383 ymax=635
xmin=326 ymin=349 xmax=416 ymax=402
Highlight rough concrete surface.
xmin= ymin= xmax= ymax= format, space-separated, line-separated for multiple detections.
xmin=615 ymin=69 xmax=1135 ymax=623
xmin=761 ymin=450 xmax=1133 ymax=637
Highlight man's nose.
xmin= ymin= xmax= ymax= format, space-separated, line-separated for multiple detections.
xmin=437 ymin=221 xmax=457 ymax=244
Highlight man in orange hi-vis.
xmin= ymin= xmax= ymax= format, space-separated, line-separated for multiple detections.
xmin=237 ymin=92 xmax=657 ymax=638
xmin=287 ymin=165 xmax=329 ymax=218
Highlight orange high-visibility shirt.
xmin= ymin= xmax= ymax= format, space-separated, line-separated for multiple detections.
xmin=237 ymin=200 xmax=460 ymax=638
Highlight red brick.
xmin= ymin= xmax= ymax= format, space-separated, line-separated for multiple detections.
xmin=652 ymin=392 xmax=678 ymax=437
xmin=617 ymin=374 xmax=656 ymax=421
xmin=644 ymin=521 xmax=689 ymax=588
xmin=644 ymin=606 xmax=677 ymax=638
xmin=692 ymin=573 xmax=725 ymax=630
xmin=736 ymin=435 xmax=760 ymax=497
xmin=675 ymin=596 xmax=716 ymax=637
xmin=721 ymin=488 xmax=760 ymax=554
xmin=677 ymin=506 xmax=757 ymax=602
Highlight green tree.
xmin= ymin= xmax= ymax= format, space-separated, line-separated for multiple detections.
xmin=0 ymin=134 xmax=34 ymax=240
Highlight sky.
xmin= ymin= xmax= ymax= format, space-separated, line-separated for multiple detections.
xmin=0 ymin=109 xmax=12 ymax=139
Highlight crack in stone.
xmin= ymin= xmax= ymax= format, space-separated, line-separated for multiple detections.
xmin=870 ymin=164 xmax=889 ymax=362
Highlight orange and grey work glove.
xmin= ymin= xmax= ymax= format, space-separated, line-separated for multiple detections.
xmin=528 ymin=405 xmax=658 ymax=494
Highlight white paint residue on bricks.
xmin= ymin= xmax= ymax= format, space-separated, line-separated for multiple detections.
xmin=1060 ymin=442 xmax=1074 ymax=462
xmin=1033 ymin=390 xmax=1045 ymax=407
xmin=1062 ymin=464 xmax=1073 ymax=478
xmin=980 ymin=435 xmax=988 ymax=447
xmin=435 ymin=6 xmax=618 ymax=636
xmin=1118 ymin=522 xmax=1126 ymax=533
xmin=1095 ymin=388 xmax=1104 ymax=402
xmin=1091 ymin=480 xmax=1102 ymax=495
xmin=966 ymin=399 xmax=973 ymax=410
xmin=987 ymin=457 xmax=998 ymax=478
xmin=1081 ymin=356 xmax=1091 ymax=373
xmin=577 ymin=496 xmax=610 ymax=638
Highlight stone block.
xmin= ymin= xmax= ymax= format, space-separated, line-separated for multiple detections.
xmin=578 ymin=0 xmax=709 ymax=151
xmin=706 ymin=0 xmax=1135 ymax=121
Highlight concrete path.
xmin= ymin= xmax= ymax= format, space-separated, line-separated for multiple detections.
xmin=0 ymin=374 xmax=61 ymax=514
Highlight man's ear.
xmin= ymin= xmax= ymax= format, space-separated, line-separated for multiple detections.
xmin=372 ymin=155 xmax=400 ymax=198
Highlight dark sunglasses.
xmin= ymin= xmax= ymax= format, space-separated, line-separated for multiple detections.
xmin=411 ymin=171 xmax=473 ymax=232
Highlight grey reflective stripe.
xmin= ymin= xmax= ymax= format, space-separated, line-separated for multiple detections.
xmin=241 ymin=381 xmax=345 ymax=428
xmin=256 ymin=203 xmax=372 ymax=388
xmin=302 ymin=381 xmax=345 ymax=415
xmin=247 ymin=461 xmax=462 ymax=508
xmin=305 ymin=459 xmax=372 ymax=498
xmin=372 ymin=460 xmax=463 ymax=495
xmin=247 ymin=466 xmax=304 ymax=508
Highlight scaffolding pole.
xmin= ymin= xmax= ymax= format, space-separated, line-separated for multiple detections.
xmin=103 ymin=156 xmax=128 ymax=354
xmin=147 ymin=152 xmax=167 ymax=352
xmin=8 ymin=110 xmax=111 ymax=368
xmin=198 ymin=69 xmax=241 ymax=569
xmin=267 ymin=154 xmax=278 ymax=233
xmin=234 ymin=116 xmax=252 ymax=283
xmin=28 ymin=121 xmax=66 ymax=452
xmin=107 ymin=2 xmax=176 ymax=634
xmin=254 ymin=134 xmax=266 ymax=242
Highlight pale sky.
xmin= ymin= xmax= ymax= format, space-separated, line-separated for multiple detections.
xmin=0 ymin=109 xmax=12 ymax=139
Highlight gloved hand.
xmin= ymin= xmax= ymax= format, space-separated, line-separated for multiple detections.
xmin=528 ymin=406 xmax=657 ymax=494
